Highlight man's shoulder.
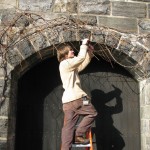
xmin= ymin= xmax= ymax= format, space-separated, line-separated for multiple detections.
xmin=60 ymin=57 xmax=77 ymax=65
xmin=59 ymin=59 xmax=71 ymax=69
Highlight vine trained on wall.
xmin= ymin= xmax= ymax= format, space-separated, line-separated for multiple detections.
xmin=0 ymin=10 xmax=150 ymax=104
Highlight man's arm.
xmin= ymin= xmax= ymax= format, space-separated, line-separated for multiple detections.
xmin=77 ymin=44 xmax=94 ymax=72
xmin=61 ymin=44 xmax=88 ymax=71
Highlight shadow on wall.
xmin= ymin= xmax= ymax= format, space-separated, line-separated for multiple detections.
xmin=91 ymin=85 xmax=125 ymax=150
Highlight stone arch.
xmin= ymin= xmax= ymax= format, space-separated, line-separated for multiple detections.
xmin=0 ymin=13 xmax=149 ymax=81
xmin=0 ymin=12 xmax=149 ymax=150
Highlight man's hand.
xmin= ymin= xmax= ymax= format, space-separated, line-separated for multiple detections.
xmin=88 ymin=44 xmax=94 ymax=53
xmin=82 ymin=38 xmax=90 ymax=45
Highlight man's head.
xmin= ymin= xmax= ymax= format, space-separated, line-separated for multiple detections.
xmin=57 ymin=44 xmax=74 ymax=62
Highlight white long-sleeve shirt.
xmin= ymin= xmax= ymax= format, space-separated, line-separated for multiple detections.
xmin=59 ymin=45 xmax=92 ymax=103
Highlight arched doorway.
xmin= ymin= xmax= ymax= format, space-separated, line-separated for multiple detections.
xmin=15 ymin=55 xmax=140 ymax=150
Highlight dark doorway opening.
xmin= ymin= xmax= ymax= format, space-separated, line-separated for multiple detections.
xmin=15 ymin=56 xmax=62 ymax=150
xmin=15 ymin=56 xmax=140 ymax=150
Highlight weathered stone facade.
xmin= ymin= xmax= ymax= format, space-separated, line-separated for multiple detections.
xmin=0 ymin=0 xmax=150 ymax=150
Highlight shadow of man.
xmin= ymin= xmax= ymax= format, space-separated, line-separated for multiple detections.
xmin=91 ymin=85 xmax=125 ymax=150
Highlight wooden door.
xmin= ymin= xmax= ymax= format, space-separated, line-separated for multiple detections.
xmin=15 ymin=56 xmax=140 ymax=150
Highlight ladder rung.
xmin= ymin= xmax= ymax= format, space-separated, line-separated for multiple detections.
xmin=72 ymin=143 xmax=91 ymax=147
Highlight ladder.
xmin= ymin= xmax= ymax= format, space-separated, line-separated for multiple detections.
xmin=72 ymin=128 xmax=93 ymax=150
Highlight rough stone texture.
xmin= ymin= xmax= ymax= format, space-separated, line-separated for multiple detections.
xmin=59 ymin=30 xmax=76 ymax=43
xmin=79 ymin=0 xmax=110 ymax=14
xmin=142 ymin=60 xmax=150 ymax=76
xmin=0 ymin=98 xmax=9 ymax=116
xmin=134 ymin=65 xmax=147 ymax=78
xmin=0 ymin=1 xmax=150 ymax=150
xmin=92 ymin=30 xmax=105 ymax=44
xmin=130 ymin=44 xmax=148 ymax=63
xmin=117 ymin=36 xmax=135 ymax=55
xmin=131 ymin=0 xmax=150 ymax=2
xmin=146 ymin=137 xmax=150 ymax=149
xmin=78 ymin=29 xmax=91 ymax=41
xmin=112 ymin=2 xmax=147 ymax=18
xmin=28 ymin=33 xmax=50 ymax=51
xmin=140 ymin=82 xmax=146 ymax=106
xmin=0 ymin=79 xmax=5 ymax=97
xmin=141 ymin=106 xmax=150 ymax=119
xmin=148 ymin=4 xmax=150 ymax=19
xmin=44 ymin=28 xmax=59 ymax=45
xmin=141 ymin=120 xmax=149 ymax=134
xmin=0 ymin=118 xmax=8 ymax=137
xmin=19 ymin=0 xmax=53 ymax=11
xmin=0 ymin=141 xmax=7 ymax=150
xmin=4 ymin=79 xmax=11 ymax=97
xmin=0 ymin=0 xmax=16 ymax=9
xmin=16 ymin=40 xmax=35 ymax=59
xmin=145 ymin=81 xmax=150 ymax=104
xmin=105 ymin=30 xmax=121 ymax=48
xmin=139 ymin=19 xmax=150 ymax=34
xmin=98 ymin=16 xmax=137 ymax=33
xmin=139 ymin=36 xmax=150 ymax=50
xmin=0 ymin=9 xmax=17 ymax=26
xmin=6 ymin=47 xmax=23 ymax=67
xmin=70 ymin=15 xmax=97 ymax=25
xmin=141 ymin=50 xmax=150 ymax=71
xmin=52 ymin=0 xmax=77 ymax=13
xmin=139 ymin=79 xmax=150 ymax=150
xmin=0 ymin=68 xmax=5 ymax=77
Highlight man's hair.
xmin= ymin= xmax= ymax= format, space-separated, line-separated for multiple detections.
xmin=57 ymin=44 xmax=72 ymax=62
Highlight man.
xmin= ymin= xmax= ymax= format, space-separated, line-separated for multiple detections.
xmin=57 ymin=39 xmax=97 ymax=150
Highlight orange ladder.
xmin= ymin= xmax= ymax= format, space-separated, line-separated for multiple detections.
xmin=72 ymin=128 xmax=93 ymax=150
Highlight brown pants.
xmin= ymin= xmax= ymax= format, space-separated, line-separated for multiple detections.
xmin=61 ymin=98 xmax=97 ymax=150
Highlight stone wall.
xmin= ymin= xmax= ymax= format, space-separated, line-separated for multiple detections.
xmin=0 ymin=0 xmax=150 ymax=150
xmin=0 ymin=0 xmax=150 ymax=34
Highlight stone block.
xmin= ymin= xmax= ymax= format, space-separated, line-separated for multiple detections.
xmin=105 ymin=30 xmax=121 ymax=48
xmin=78 ymin=29 xmax=91 ymax=41
xmin=145 ymin=82 xmax=150 ymax=104
xmin=45 ymin=28 xmax=59 ymax=45
xmin=140 ymin=52 xmax=150 ymax=77
xmin=132 ymin=0 xmax=150 ymax=2
xmin=70 ymin=15 xmax=97 ymax=25
xmin=0 ymin=98 xmax=9 ymax=116
xmin=130 ymin=44 xmax=147 ymax=62
xmin=28 ymin=33 xmax=50 ymax=52
xmin=0 ymin=0 xmax=16 ymax=8
xmin=0 ymin=9 xmax=17 ymax=25
xmin=139 ymin=19 xmax=150 ymax=34
xmin=112 ymin=2 xmax=146 ymax=18
xmin=139 ymin=36 xmax=150 ymax=50
xmin=0 ymin=140 xmax=7 ymax=150
xmin=6 ymin=47 xmax=23 ymax=67
xmin=92 ymin=30 xmax=105 ymax=44
xmin=59 ymin=30 xmax=76 ymax=43
xmin=141 ymin=120 xmax=149 ymax=134
xmin=0 ymin=79 xmax=5 ymax=97
xmin=52 ymin=0 xmax=77 ymax=13
xmin=141 ymin=134 xmax=146 ymax=150
xmin=98 ymin=16 xmax=137 ymax=33
xmin=146 ymin=137 xmax=150 ymax=149
xmin=0 ymin=118 xmax=8 ymax=137
xmin=19 ymin=0 xmax=53 ymax=11
xmin=117 ymin=36 xmax=134 ymax=55
xmin=133 ymin=65 xmax=147 ymax=79
xmin=141 ymin=106 xmax=150 ymax=119
xmin=0 ymin=68 xmax=5 ymax=77
xmin=149 ymin=4 xmax=150 ymax=19
xmin=124 ymin=56 xmax=138 ymax=67
xmin=79 ymin=0 xmax=110 ymax=15
xmin=16 ymin=40 xmax=35 ymax=59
